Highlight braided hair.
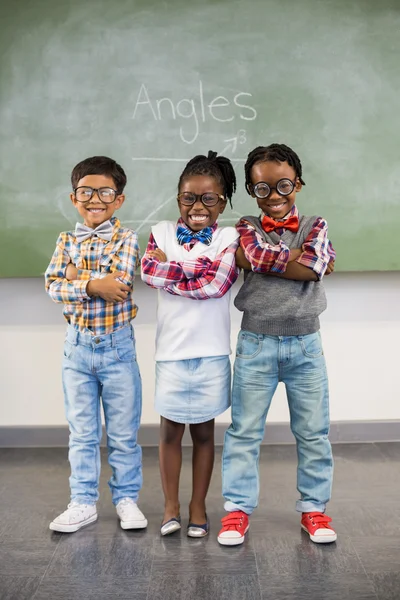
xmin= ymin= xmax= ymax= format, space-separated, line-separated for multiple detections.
xmin=178 ymin=150 xmax=237 ymax=207
xmin=244 ymin=143 xmax=305 ymax=194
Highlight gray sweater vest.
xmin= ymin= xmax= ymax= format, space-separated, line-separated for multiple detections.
xmin=234 ymin=215 xmax=327 ymax=336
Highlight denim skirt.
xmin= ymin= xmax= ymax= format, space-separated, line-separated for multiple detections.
xmin=155 ymin=355 xmax=231 ymax=424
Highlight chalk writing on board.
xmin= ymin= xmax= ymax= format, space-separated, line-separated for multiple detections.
xmin=132 ymin=81 xmax=257 ymax=144
xmin=131 ymin=131 xmax=248 ymax=163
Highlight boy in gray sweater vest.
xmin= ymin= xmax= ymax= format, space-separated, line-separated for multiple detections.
xmin=218 ymin=143 xmax=336 ymax=546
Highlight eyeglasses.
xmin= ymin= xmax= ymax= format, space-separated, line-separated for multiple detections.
xmin=177 ymin=192 xmax=225 ymax=207
xmin=74 ymin=186 xmax=118 ymax=204
xmin=250 ymin=179 xmax=296 ymax=199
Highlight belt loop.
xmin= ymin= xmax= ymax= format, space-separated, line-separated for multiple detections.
xmin=111 ymin=332 xmax=116 ymax=347
xmin=68 ymin=326 xmax=78 ymax=346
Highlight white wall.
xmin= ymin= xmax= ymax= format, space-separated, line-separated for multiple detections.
xmin=0 ymin=273 xmax=399 ymax=426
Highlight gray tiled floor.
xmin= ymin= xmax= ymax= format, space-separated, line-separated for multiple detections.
xmin=0 ymin=443 xmax=399 ymax=600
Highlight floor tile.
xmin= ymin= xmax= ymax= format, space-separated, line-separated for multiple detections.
xmin=374 ymin=442 xmax=400 ymax=461
xmin=351 ymin=537 xmax=400 ymax=574
xmin=152 ymin=533 xmax=257 ymax=574
xmin=147 ymin=573 xmax=261 ymax=600
xmin=369 ymin=572 xmax=400 ymax=600
xmin=329 ymin=503 xmax=400 ymax=537
xmin=33 ymin=577 xmax=148 ymax=600
xmin=0 ymin=576 xmax=41 ymax=600
xmin=0 ymin=538 xmax=60 ymax=576
xmin=253 ymin=533 xmax=364 ymax=577
xmin=46 ymin=533 xmax=154 ymax=579
xmin=260 ymin=573 xmax=377 ymax=600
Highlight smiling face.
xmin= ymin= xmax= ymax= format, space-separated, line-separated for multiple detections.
xmin=249 ymin=160 xmax=302 ymax=219
xmin=70 ymin=174 xmax=125 ymax=228
xmin=178 ymin=174 xmax=227 ymax=231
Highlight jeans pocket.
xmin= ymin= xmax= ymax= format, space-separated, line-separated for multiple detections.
xmin=236 ymin=331 xmax=262 ymax=359
xmin=299 ymin=332 xmax=323 ymax=358
xmin=114 ymin=339 xmax=136 ymax=362
xmin=63 ymin=340 xmax=74 ymax=359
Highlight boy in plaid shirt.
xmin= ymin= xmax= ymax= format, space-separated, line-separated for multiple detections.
xmin=45 ymin=156 xmax=147 ymax=532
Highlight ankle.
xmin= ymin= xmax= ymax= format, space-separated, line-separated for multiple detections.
xmin=163 ymin=502 xmax=180 ymax=518
xmin=189 ymin=501 xmax=206 ymax=521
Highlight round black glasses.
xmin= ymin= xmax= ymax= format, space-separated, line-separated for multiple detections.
xmin=251 ymin=179 xmax=296 ymax=199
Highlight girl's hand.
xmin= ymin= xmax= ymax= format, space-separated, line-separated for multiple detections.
xmin=147 ymin=249 xmax=167 ymax=262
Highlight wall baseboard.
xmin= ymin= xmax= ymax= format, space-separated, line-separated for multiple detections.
xmin=0 ymin=421 xmax=399 ymax=448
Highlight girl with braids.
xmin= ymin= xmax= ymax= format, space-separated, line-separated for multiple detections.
xmin=218 ymin=143 xmax=337 ymax=546
xmin=141 ymin=151 xmax=239 ymax=537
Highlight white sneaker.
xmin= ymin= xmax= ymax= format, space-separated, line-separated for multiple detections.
xmin=116 ymin=498 xmax=148 ymax=530
xmin=49 ymin=502 xmax=97 ymax=533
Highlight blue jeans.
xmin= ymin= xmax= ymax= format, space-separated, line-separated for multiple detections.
xmin=62 ymin=324 xmax=143 ymax=505
xmin=222 ymin=330 xmax=333 ymax=514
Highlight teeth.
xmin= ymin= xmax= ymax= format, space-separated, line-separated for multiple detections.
xmin=88 ymin=209 xmax=104 ymax=213
xmin=270 ymin=203 xmax=285 ymax=209
xmin=190 ymin=215 xmax=207 ymax=221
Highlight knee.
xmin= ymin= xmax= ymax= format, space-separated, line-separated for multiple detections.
xmin=290 ymin=418 xmax=329 ymax=442
xmin=190 ymin=421 xmax=214 ymax=446
xmin=160 ymin=418 xmax=184 ymax=445
xmin=69 ymin=424 xmax=99 ymax=445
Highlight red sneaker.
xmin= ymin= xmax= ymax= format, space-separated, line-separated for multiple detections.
xmin=301 ymin=512 xmax=337 ymax=543
xmin=217 ymin=510 xmax=249 ymax=546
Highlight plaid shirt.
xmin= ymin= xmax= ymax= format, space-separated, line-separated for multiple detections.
xmin=141 ymin=220 xmax=239 ymax=300
xmin=237 ymin=206 xmax=336 ymax=279
xmin=45 ymin=217 xmax=140 ymax=334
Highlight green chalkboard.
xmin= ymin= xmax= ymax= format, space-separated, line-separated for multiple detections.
xmin=1 ymin=0 xmax=399 ymax=276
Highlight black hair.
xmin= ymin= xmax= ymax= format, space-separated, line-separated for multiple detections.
xmin=244 ymin=143 xmax=305 ymax=194
xmin=71 ymin=156 xmax=127 ymax=195
xmin=178 ymin=150 xmax=237 ymax=208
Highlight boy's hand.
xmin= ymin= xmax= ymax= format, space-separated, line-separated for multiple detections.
xmin=65 ymin=263 xmax=78 ymax=280
xmin=288 ymin=248 xmax=303 ymax=262
xmin=87 ymin=272 xmax=131 ymax=302
xmin=325 ymin=259 xmax=335 ymax=275
xmin=147 ymin=249 xmax=167 ymax=262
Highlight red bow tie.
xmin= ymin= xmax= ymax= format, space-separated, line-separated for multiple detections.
xmin=261 ymin=214 xmax=299 ymax=233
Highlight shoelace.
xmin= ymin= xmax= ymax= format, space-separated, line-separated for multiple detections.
xmin=306 ymin=512 xmax=333 ymax=529
xmin=118 ymin=498 xmax=135 ymax=516
xmin=62 ymin=502 xmax=91 ymax=522
xmin=221 ymin=511 xmax=247 ymax=531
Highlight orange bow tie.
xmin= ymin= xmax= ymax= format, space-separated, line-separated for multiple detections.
xmin=261 ymin=214 xmax=299 ymax=233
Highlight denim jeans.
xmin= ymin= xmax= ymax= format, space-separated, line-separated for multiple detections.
xmin=62 ymin=324 xmax=143 ymax=505
xmin=222 ymin=330 xmax=333 ymax=514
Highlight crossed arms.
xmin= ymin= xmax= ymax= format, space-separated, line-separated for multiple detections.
xmin=141 ymin=234 xmax=239 ymax=299
xmin=235 ymin=218 xmax=336 ymax=281
xmin=45 ymin=233 xmax=139 ymax=304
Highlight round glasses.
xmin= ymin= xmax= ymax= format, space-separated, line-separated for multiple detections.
xmin=251 ymin=179 xmax=296 ymax=199
xmin=74 ymin=186 xmax=118 ymax=204
xmin=177 ymin=192 xmax=225 ymax=207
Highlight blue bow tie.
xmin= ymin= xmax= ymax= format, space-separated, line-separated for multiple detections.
xmin=176 ymin=224 xmax=213 ymax=246
xmin=75 ymin=220 xmax=114 ymax=243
